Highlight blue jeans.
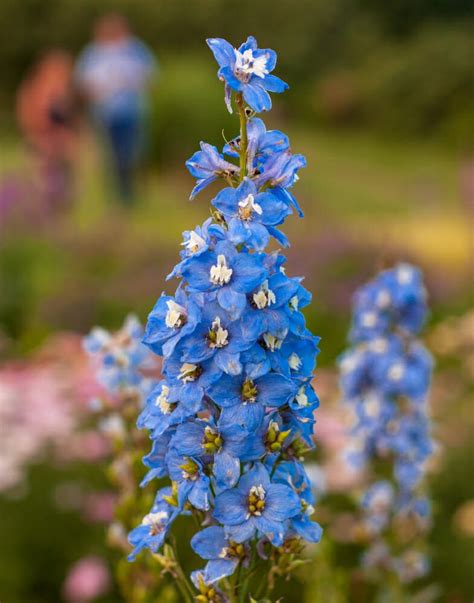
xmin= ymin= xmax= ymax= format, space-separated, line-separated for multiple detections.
xmin=103 ymin=112 xmax=141 ymax=203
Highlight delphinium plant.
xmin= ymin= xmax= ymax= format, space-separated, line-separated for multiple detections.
xmin=338 ymin=264 xmax=435 ymax=599
xmin=128 ymin=36 xmax=322 ymax=602
xmin=84 ymin=316 xmax=165 ymax=602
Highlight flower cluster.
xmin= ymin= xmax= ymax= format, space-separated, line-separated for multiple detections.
xmin=83 ymin=316 xmax=165 ymax=600
xmin=129 ymin=36 xmax=322 ymax=599
xmin=339 ymin=264 xmax=434 ymax=583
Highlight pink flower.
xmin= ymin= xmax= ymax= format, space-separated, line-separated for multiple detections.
xmin=62 ymin=556 xmax=111 ymax=602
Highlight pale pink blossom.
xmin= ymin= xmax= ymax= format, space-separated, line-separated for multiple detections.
xmin=62 ymin=556 xmax=111 ymax=602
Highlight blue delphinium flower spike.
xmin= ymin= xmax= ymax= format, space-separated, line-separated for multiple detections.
xmin=339 ymin=263 xmax=434 ymax=586
xmin=128 ymin=35 xmax=322 ymax=600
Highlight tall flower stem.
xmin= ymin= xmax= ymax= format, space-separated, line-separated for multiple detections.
xmin=236 ymin=93 xmax=248 ymax=179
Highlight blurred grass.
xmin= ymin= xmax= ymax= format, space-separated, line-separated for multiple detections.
xmin=1 ymin=122 xmax=470 ymax=357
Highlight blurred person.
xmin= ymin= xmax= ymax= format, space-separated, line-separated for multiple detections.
xmin=16 ymin=51 xmax=78 ymax=209
xmin=75 ymin=14 xmax=156 ymax=204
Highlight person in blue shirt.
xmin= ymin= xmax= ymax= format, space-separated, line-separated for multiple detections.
xmin=76 ymin=14 xmax=157 ymax=203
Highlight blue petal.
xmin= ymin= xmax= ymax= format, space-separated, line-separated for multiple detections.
xmin=225 ymin=519 xmax=256 ymax=543
xmin=243 ymin=81 xmax=272 ymax=113
xmin=204 ymin=558 xmax=239 ymax=583
xmin=214 ymin=449 xmax=241 ymax=488
xmin=191 ymin=526 xmax=227 ymax=560
xmin=206 ymin=38 xmax=235 ymax=68
xmin=262 ymin=74 xmax=288 ymax=93
xmin=256 ymin=373 xmax=295 ymax=407
xmin=214 ymin=490 xmax=247 ymax=525
xmin=265 ymin=483 xmax=300 ymax=521
xmin=217 ymin=287 xmax=247 ymax=320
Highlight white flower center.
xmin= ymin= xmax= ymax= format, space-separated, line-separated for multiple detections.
xmin=219 ymin=547 xmax=229 ymax=559
xmin=263 ymin=333 xmax=283 ymax=351
xmin=165 ymin=300 xmax=186 ymax=329
xmin=178 ymin=363 xmax=199 ymax=382
xmin=253 ymin=280 xmax=276 ymax=309
xmin=340 ymin=352 xmax=359 ymax=374
xmin=210 ymin=254 xmax=233 ymax=286
xmin=143 ymin=510 xmax=168 ymax=535
xmin=182 ymin=230 xmax=206 ymax=254
xmin=208 ymin=316 xmax=229 ymax=348
xmin=376 ymin=289 xmax=391 ymax=308
xmin=388 ymin=363 xmax=404 ymax=381
xmin=250 ymin=484 xmax=266 ymax=499
xmin=155 ymin=385 xmax=172 ymax=414
xmin=397 ymin=265 xmax=413 ymax=284
xmin=289 ymin=352 xmax=302 ymax=371
xmin=365 ymin=393 xmax=380 ymax=418
xmin=370 ymin=338 xmax=388 ymax=354
xmin=238 ymin=193 xmax=263 ymax=220
xmin=295 ymin=386 xmax=309 ymax=407
xmin=234 ymin=49 xmax=269 ymax=80
xmin=361 ymin=312 xmax=377 ymax=328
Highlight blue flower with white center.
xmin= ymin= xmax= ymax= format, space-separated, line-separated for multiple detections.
xmin=166 ymin=449 xmax=210 ymax=511
xmin=214 ymin=463 xmax=300 ymax=544
xmin=172 ymin=418 xmax=264 ymax=488
xmin=208 ymin=369 xmax=295 ymax=431
xmin=142 ymin=290 xmax=201 ymax=356
xmin=84 ymin=314 xmax=155 ymax=394
xmin=212 ymin=178 xmax=291 ymax=250
xmin=167 ymin=219 xmax=226 ymax=279
xmin=181 ymin=240 xmax=267 ymax=319
xmin=350 ymin=263 xmax=428 ymax=342
xmin=191 ymin=526 xmax=249 ymax=584
xmin=137 ymin=379 xmax=201 ymax=438
xmin=128 ymin=491 xmax=176 ymax=560
xmin=164 ymin=357 xmax=222 ymax=408
xmin=207 ymin=36 xmax=288 ymax=113
xmin=177 ymin=301 xmax=261 ymax=376
xmin=186 ymin=142 xmax=239 ymax=199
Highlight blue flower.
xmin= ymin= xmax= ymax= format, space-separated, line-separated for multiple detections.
xmin=181 ymin=240 xmax=268 ymax=319
xmin=273 ymin=461 xmax=322 ymax=543
xmin=350 ymin=263 xmax=428 ymax=342
xmin=178 ymin=301 xmax=261 ymax=376
xmin=166 ymin=449 xmax=210 ymax=511
xmin=138 ymin=379 xmax=203 ymax=438
xmin=212 ymin=178 xmax=291 ymax=250
xmin=84 ymin=314 xmax=154 ymax=394
xmin=142 ymin=290 xmax=201 ymax=356
xmin=128 ymin=490 xmax=176 ymax=560
xmin=191 ymin=526 xmax=249 ymax=583
xmin=207 ymin=36 xmax=288 ymax=113
xmin=223 ymin=118 xmax=289 ymax=176
xmin=164 ymin=357 xmax=222 ymax=408
xmin=186 ymin=142 xmax=239 ymax=199
xmin=214 ymin=463 xmax=299 ymax=544
xmin=141 ymin=429 xmax=174 ymax=486
xmin=208 ymin=369 xmax=295 ymax=430
xmin=172 ymin=418 xmax=264 ymax=488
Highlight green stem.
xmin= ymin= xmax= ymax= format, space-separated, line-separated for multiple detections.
xmin=236 ymin=93 xmax=248 ymax=180
xmin=169 ymin=538 xmax=195 ymax=603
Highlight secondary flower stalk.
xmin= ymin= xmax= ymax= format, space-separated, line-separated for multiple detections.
xmin=339 ymin=264 xmax=435 ymax=597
